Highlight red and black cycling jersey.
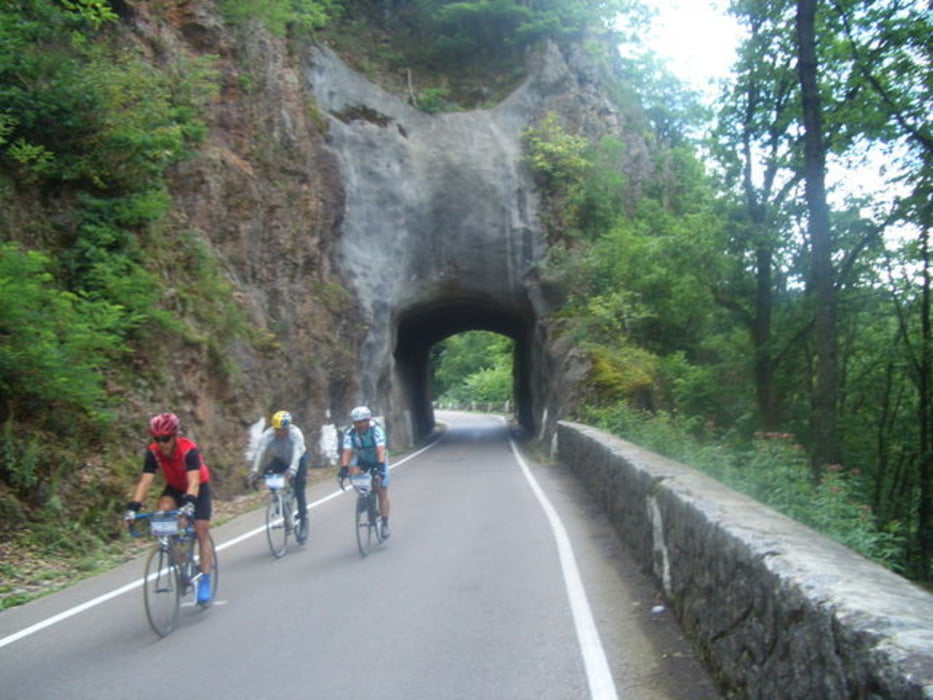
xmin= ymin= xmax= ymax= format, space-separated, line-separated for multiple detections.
xmin=144 ymin=436 xmax=211 ymax=492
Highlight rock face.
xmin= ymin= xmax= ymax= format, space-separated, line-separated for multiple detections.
xmin=35 ymin=1 xmax=652 ymax=475
xmin=111 ymin=5 xmax=365 ymax=480
xmin=307 ymin=41 xmax=649 ymax=447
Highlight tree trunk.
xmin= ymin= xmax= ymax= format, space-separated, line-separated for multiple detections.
xmin=754 ymin=243 xmax=777 ymax=429
xmin=796 ymin=0 xmax=839 ymax=475
xmin=918 ymin=225 xmax=932 ymax=578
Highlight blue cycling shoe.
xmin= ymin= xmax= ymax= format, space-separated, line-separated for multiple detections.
xmin=197 ymin=573 xmax=212 ymax=605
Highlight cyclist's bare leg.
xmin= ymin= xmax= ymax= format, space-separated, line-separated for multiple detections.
xmin=194 ymin=519 xmax=212 ymax=573
xmin=377 ymin=485 xmax=390 ymax=520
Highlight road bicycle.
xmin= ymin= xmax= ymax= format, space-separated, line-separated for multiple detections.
xmin=339 ymin=470 xmax=384 ymax=558
xmin=262 ymin=471 xmax=301 ymax=558
xmin=129 ymin=510 xmax=218 ymax=637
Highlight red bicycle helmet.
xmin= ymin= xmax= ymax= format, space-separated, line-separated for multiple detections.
xmin=149 ymin=412 xmax=180 ymax=437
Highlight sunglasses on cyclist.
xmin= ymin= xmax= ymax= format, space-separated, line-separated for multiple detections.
xmin=153 ymin=435 xmax=174 ymax=443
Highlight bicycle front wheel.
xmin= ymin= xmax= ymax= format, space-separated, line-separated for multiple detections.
xmin=355 ymin=495 xmax=373 ymax=558
xmin=266 ymin=492 xmax=288 ymax=558
xmin=143 ymin=545 xmax=180 ymax=637
xmin=369 ymin=495 xmax=383 ymax=544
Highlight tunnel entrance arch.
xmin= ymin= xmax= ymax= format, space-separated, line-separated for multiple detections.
xmin=393 ymin=300 xmax=535 ymax=444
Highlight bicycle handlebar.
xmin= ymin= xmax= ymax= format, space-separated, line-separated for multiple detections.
xmin=337 ymin=468 xmax=382 ymax=493
xmin=126 ymin=510 xmax=188 ymax=538
xmin=132 ymin=510 xmax=182 ymax=520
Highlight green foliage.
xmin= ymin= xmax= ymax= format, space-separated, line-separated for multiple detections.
xmin=585 ymin=402 xmax=905 ymax=567
xmin=6 ymin=139 xmax=54 ymax=175
xmin=219 ymin=0 xmax=335 ymax=37
xmin=460 ymin=364 xmax=512 ymax=404
xmin=659 ymin=345 xmax=756 ymax=433
xmin=431 ymin=0 xmax=533 ymax=61
xmin=561 ymin=192 xmax=726 ymax=354
xmin=59 ymin=0 xmax=118 ymax=29
xmin=522 ymin=112 xmax=594 ymax=239
xmin=62 ymin=193 xmax=168 ymax=332
xmin=321 ymin=0 xmax=646 ymax=111
xmin=0 ymin=243 xmax=127 ymax=421
xmin=75 ymin=47 xmax=217 ymax=191
xmin=433 ymin=331 xmax=513 ymax=405
xmin=523 ymin=112 xmax=590 ymax=194
xmin=614 ymin=36 xmax=706 ymax=147
xmin=415 ymin=86 xmax=455 ymax=114
xmin=420 ymin=0 xmax=634 ymax=66
xmin=518 ymin=3 xmax=921 ymax=573
xmin=0 ymin=4 xmax=228 ymax=562
xmin=0 ymin=112 xmax=12 ymax=145
xmin=0 ymin=2 xmax=218 ymax=190
xmin=0 ymin=421 xmax=41 ymax=492
xmin=584 ymin=343 xmax=658 ymax=406
xmin=173 ymin=231 xmax=254 ymax=348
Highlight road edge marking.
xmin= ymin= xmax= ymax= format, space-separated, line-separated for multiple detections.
xmin=508 ymin=431 xmax=620 ymax=700
xmin=0 ymin=432 xmax=444 ymax=649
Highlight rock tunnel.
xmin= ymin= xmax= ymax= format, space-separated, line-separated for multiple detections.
xmin=306 ymin=43 xmax=608 ymax=450
xmin=393 ymin=298 xmax=536 ymax=444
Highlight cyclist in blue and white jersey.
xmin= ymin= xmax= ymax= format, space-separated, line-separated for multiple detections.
xmin=338 ymin=406 xmax=391 ymax=539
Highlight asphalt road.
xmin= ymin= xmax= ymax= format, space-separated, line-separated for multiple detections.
xmin=0 ymin=411 xmax=720 ymax=699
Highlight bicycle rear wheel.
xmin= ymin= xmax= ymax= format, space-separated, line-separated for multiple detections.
xmin=143 ymin=545 xmax=180 ymax=637
xmin=355 ymin=495 xmax=373 ymax=557
xmin=266 ymin=492 xmax=288 ymax=558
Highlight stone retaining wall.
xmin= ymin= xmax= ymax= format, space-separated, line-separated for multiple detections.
xmin=556 ymin=421 xmax=933 ymax=699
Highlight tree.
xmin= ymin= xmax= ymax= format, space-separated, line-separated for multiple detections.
xmin=711 ymin=1 xmax=806 ymax=431
xmin=831 ymin=0 xmax=933 ymax=578
xmin=796 ymin=0 xmax=839 ymax=472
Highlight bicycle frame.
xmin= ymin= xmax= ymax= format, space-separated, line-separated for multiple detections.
xmin=129 ymin=510 xmax=217 ymax=637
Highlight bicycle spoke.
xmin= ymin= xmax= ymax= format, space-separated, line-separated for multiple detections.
xmin=143 ymin=545 xmax=180 ymax=637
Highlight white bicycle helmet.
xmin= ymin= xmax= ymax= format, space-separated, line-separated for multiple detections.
xmin=350 ymin=406 xmax=372 ymax=422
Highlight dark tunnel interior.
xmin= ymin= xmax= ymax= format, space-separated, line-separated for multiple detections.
xmin=394 ymin=300 xmax=535 ymax=442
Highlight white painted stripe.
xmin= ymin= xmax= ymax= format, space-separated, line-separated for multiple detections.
xmin=0 ymin=435 xmax=442 ymax=650
xmin=508 ymin=431 xmax=619 ymax=700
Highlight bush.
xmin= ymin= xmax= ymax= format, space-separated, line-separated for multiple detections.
xmin=583 ymin=402 xmax=905 ymax=567
xmin=0 ymin=243 xmax=126 ymax=421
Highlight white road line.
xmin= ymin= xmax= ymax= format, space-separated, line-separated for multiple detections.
xmin=508 ymin=433 xmax=620 ymax=700
xmin=0 ymin=437 xmax=441 ymax=650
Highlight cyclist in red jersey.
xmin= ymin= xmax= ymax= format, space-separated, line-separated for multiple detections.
xmin=125 ymin=412 xmax=215 ymax=604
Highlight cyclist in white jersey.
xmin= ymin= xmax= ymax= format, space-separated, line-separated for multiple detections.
xmin=249 ymin=410 xmax=310 ymax=544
